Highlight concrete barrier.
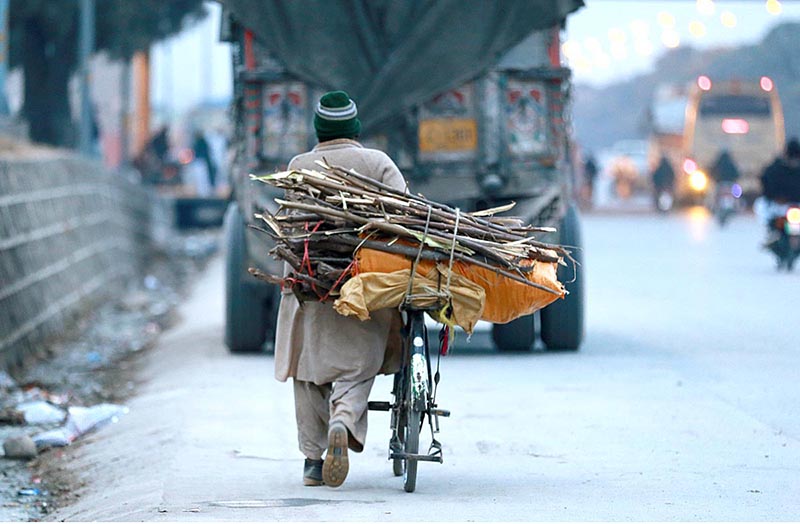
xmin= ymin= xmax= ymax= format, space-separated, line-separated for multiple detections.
xmin=0 ymin=154 xmax=166 ymax=370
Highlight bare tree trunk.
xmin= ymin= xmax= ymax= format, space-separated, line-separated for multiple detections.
xmin=21 ymin=16 xmax=76 ymax=147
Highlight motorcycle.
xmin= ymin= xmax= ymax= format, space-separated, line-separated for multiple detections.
xmin=653 ymin=186 xmax=674 ymax=214
xmin=713 ymin=182 xmax=742 ymax=227
xmin=765 ymin=203 xmax=800 ymax=272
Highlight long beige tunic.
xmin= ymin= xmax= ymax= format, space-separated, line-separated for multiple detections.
xmin=274 ymin=139 xmax=407 ymax=384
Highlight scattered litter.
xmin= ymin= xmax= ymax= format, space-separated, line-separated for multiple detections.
xmin=3 ymin=435 xmax=38 ymax=459
xmin=183 ymin=508 xmax=201 ymax=513
xmin=17 ymin=488 xmax=40 ymax=497
xmin=148 ymin=302 xmax=171 ymax=320
xmin=45 ymin=392 xmax=70 ymax=407
xmin=32 ymin=429 xmax=70 ymax=449
xmin=68 ymin=404 xmax=128 ymax=434
xmin=85 ymin=351 xmax=104 ymax=366
xmin=19 ymin=386 xmax=46 ymax=402
xmin=120 ymin=291 xmax=151 ymax=312
xmin=0 ymin=407 xmax=26 ymax=425
xmin=16 ymin=401 xmax=66 ymax=425
xmin=143 ymin=275 xmax=161 ymax=290
xmin=32 ymin=403 xmax=128 ymax=448
xmin=0 ymin=370 xmax=16 ymax=389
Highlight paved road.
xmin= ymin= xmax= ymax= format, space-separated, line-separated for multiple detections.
xmin=52 ymin=209 xmax=800 ymax=521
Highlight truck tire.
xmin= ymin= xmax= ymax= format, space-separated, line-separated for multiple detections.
xmin=491 ymin=314 xmax=536 ymax=352
xmin=224 ymin=203 xmax=269 ymax=353
xmin=540 ymin=204 xmax=585 ymax=351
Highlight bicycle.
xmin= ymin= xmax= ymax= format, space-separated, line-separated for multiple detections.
xmin=368 ymin=302 xmax=451 ymax=492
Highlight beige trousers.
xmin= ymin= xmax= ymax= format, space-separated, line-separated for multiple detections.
xmin=293 ymin=378 xmax=375 ymax=460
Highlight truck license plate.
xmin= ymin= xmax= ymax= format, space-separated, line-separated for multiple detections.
xmin=418 ymin=118 xmax=478 ymax=153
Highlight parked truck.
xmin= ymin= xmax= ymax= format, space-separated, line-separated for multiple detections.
xmin=219 ymin=0 xmax=586 ymax=353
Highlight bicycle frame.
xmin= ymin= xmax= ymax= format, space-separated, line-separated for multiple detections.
xmin=368 ymin=306 xmax=450 ymax=492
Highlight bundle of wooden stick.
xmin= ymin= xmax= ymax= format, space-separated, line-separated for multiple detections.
xmin=248 ymin=160 xmax=573 ymax=302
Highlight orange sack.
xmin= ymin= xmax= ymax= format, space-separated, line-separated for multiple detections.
xmin=355 ymin=248 xmax=566 ymax=324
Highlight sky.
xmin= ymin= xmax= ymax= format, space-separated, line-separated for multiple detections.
xmin=566 ymin=0 xmax=800 ymax=86
xmin=152 ymin=1 xmax=800 ymax=114
xmin=151 ymin=1 xmax=232 ymax=114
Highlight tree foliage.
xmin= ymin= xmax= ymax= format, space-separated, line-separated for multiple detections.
xmin=9 ymin=0 xmax=207 ymax=146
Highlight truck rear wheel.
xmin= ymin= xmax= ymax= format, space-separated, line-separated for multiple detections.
xmin=540 ymin=204 xmax=585 ymax=351
xmin=224 ymin=203 xmax=270 ymax=353
xmin=492 ymin=315 xmax=536 ymax=352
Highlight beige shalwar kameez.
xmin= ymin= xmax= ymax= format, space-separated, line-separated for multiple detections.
xmin=274 ymin=139 xmax=407 ymax=460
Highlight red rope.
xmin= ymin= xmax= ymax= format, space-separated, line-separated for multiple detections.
xmin=319 ymin=258 xmax=356 ymax=302
xmin=302 ymin=221 xmax=324 ymax=298
xmin=281 ymin=276 xmax=300 ymax=292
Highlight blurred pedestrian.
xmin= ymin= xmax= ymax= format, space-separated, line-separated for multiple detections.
xmin=192 ymin=130 xmax=217 ymax=189
xmin=583 ymin=152 xmax=598 ymax=207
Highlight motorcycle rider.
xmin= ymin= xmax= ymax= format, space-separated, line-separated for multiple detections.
xmin=709 ymin=149 xmax=740 ymax=220
xmin=761 ymin=138 xmax=800 ymax=203
xmin=759 ymin=138 xmax=800 ymax=247
xmin=651 ymin=155 xmax=675 ymax=211
xmin=710 ymin=149 xmax=740 ymax=186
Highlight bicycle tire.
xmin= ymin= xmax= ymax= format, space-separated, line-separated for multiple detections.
xmin=393 ymin=407 xmax=406 ymax=477
xmin=403 ymin=408 xmax=420 ymax=492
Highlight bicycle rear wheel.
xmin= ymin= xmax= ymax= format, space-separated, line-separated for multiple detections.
xmin=403 ymin=408 xmax=420 ymax=492
xmin=403 ymin=310 xmax=427 ymax=493
xmin=393 ymin=376 xmax=406 ymax=477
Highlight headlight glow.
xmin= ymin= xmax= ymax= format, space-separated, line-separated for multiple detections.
xmin=689 ymin=170 xmax=708 ymax=192
xmin=787 ymin=207 xmax=800 ymax=225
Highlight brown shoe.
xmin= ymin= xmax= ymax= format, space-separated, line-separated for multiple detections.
xmin=322 ymin=421 xmax=349 ymax=487
xmin=303 ymin=458 xmax=324 ymax=486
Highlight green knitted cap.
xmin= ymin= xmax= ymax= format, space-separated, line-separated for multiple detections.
xmin=314 ymin=91 xmax=361 ymax=141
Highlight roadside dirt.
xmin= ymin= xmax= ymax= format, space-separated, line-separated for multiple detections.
xmin=0 ymin=232 xmax=218 ymax=521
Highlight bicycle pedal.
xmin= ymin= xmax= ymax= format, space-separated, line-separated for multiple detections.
xmin=368 ymin=401 xmax=391 ymax=411
xmin=430 ymin=408 xmax=450 ymax=417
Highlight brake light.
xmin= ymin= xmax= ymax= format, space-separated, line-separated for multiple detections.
xmin=683 ymin=158 xmax=698 ymax=174
xmin=760 ymin=76 xmax=774 ymax=92
xmin=787 ymin=207 xmax=800 ymax=225
xmin=721 ymin=119 xmax=749 ymax=134
xmin=698 ymin=76 xmax=712 ymax=91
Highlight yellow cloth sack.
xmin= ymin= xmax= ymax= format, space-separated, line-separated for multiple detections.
xmin=333 ymin=265 xmax=486 ymax=334
xmin=354 ymin=248 xmax=565 ymax=324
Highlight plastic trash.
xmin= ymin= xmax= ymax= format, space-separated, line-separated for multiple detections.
xmin=16 ymin=401 xmax=66 ymax=425
xmin=32 ymin=403 xmax=128 ymax=449
xmin=32 ymin=428 xmax=71 ymax=449
xmin=66 ymin=404 xmax=128 ymax=436
xmin=18 ymin=488 xmax=40 ymax=496
xmin=0 ymin=370 xmax=16 ymax=389
xmin=143 ymin=275 xmax=161 ymax=290
xmin=86 ymin=351 xmax=103 ymax=365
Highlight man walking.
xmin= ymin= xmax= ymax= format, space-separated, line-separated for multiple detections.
xmin=274 ymin=91 xmax=407 ymax=488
